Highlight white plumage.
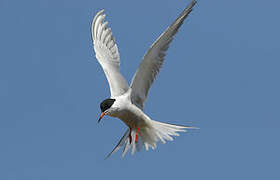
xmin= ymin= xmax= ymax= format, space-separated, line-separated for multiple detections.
xmin=91 ymin=0 xmax=197 ymax=158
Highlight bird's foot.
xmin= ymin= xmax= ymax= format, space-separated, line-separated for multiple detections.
xmin=135 ymin=127 xmax=140 ymax=143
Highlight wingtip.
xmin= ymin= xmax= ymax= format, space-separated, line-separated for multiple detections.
xmin=186 ymin=0 xmax=197 ymax=11
xmin=97 ymin=9 xmax=105 ymax=15
xmin=184 ymin=0 xmax=197 ymax=13
xmin=91 ymin=9 xmax=106 ymax=41
xmin=92 ymin=9 xmax=105 ymax=23
xmin=191 ymin=0 xmax=197 ymax=5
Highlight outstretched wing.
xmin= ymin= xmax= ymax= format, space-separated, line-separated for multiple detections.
xmin=130 ymin=0 xmax=197 ymax=109
xmin=92 ymin=9 xmax=129 ymax=98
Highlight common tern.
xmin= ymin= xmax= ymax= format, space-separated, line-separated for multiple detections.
xmin=91 ymin=0 xmax=197 ymax=158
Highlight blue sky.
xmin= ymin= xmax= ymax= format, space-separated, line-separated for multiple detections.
xmin=1 ymin=0 xmax=280 ymax=179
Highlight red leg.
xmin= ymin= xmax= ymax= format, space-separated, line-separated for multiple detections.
xmin=135 ymin=127 xmax=140 ymax=143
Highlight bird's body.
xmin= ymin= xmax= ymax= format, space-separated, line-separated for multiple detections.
xmin=91 ymin=0 xmax=197 ymax=158
xmin=105 ymin=89 xmax=148 ymax=129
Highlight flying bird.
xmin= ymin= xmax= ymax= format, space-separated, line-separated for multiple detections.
xmin=91 ymin=0 xmax=197 ymax=158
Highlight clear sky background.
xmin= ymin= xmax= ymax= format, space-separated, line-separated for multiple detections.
xmin=1 ymin=0 xmax=279 ymax=179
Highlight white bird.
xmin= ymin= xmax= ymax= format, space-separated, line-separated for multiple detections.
xmin=91 ymin=0 xmax=197 ymax=158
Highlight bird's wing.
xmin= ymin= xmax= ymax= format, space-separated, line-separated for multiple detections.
xmin=92 ymin=10 xmax=129 ymax=98
xmin=130 ymin=0 xmax=196 ymax=109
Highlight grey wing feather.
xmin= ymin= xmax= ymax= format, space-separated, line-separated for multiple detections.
xmin=130 ymin=0 xmax=197 ymax=109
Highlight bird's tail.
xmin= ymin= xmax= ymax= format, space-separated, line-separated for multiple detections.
xmin=105 ymin=120 xmax=196 ymax=159
xmin=142 ymin=120 xmax=194 ymax=149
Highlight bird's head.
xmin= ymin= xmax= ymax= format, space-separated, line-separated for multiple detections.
xmin=98 ymin=98 xmax=116 ymax=123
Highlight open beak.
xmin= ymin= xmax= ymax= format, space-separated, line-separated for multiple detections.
xmin=98 ymin=112 xmax=106 ymax=123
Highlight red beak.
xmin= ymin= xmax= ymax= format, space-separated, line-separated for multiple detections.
xmin=98 ymin=112 xmax=106 ymax=123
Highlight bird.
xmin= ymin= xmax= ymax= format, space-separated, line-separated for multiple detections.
xmin=91 ymin=0 xmax=197 ymax=158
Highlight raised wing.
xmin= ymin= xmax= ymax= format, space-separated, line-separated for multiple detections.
xmin=130 ymin=0 xmax=197 ymax=109
xmin=92 ymin=10 xmax=129 ymax=98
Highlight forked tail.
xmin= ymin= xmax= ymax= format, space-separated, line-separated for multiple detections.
xmin=105 ymin=120 xmax=196 ymax=159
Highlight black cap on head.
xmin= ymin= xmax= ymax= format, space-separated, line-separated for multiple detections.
xmin=100 ymin=99 xmax=115 ymax=112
